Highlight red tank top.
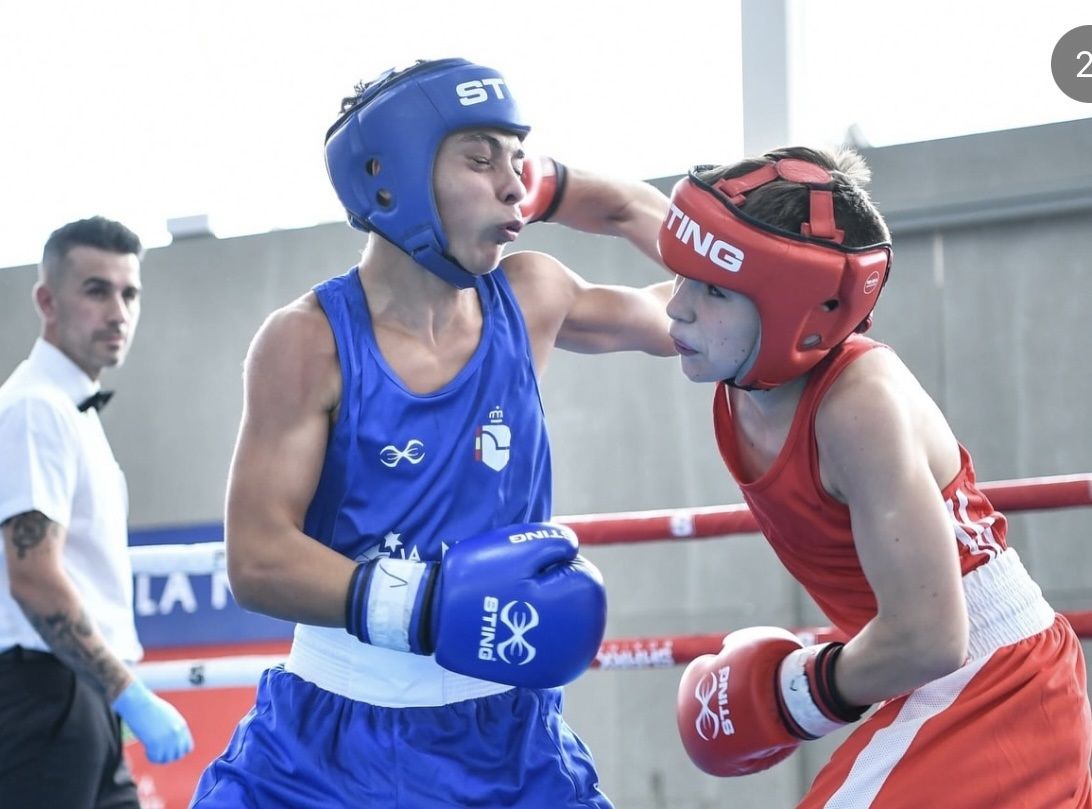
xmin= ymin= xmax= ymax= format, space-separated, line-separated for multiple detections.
xmin=712 ymin=334 xmax=1008 ymax=636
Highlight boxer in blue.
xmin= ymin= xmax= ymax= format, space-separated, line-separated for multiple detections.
xmin=189 ymin=58 xmax=674 ymax=808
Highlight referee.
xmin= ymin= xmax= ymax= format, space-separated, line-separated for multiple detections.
xmin=0 ymin=218 xmax=193 ymax=808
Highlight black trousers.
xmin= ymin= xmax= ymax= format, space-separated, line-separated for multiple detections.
xmin=0 ymin=646 xmax=139 ymax=809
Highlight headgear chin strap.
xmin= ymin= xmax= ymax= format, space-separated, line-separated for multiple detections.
xmin=324 ymin=58 xmax=530 ymax=289
xmin=658 ymin=159 xmax=892 ymax=390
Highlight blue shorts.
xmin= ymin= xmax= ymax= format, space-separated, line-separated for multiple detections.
xmin=190 ymin=666 xmax=612 ymax=808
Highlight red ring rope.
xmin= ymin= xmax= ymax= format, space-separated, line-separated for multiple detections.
xmin=575 ymin=473 xmax=1092 ymax=667
xmin=593 ymin=611 xmax=1092 ymax=669
xmin=560 ymin=473 xmax=1092 ymax=546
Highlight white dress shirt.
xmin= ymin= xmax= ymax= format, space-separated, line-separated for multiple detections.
xmin=0 ymin=338 xmax=142 ymax=662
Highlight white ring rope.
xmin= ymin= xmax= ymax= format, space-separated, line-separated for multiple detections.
xmin=138 ymin=655 xmax=283 ymax=690
xmin=130 ymin=542 xmax=225 ymax=576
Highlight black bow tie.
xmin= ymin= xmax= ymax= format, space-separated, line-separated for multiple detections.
xmin=78 ymin=390 xmax=114 ymax=413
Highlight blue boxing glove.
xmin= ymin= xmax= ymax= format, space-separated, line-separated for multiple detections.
xmin=112 ymin=678 xmax=194 ymax=764
xmin=345 ymin=522 xmax=606 ymax=688
xmin=433 ymin=523 xmax=606 ymax=686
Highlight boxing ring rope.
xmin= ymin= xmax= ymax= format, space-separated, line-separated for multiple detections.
xmin=562 ymin=473 xmax=1092 ymax=546
xmin=132 ymin=473 xmax=1092 ymax=690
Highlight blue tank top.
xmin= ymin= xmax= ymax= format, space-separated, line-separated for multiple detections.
xmin=303 ymin=268 xmax=552 ymax=564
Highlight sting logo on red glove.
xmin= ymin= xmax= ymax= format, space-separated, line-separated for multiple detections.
xmin=693 ymin=666 xmax=736 ymax=741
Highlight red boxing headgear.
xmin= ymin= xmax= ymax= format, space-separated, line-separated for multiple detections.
xmin=659 ymin=160 xmax=892 ymax=390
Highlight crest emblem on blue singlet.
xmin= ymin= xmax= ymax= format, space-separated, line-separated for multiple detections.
xmin=475 ymin=405 xmax=511 ymax=471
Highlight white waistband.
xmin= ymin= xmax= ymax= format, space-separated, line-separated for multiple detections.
xmin=284 ymin=624 xmax=513 ymax=707
xmin=962 ymin=548 xmax=1056 ymax=660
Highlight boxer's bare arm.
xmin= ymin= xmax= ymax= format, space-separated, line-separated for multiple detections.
xmin=816 ymin=350 xmax=968 ymax=705
xmin=503 ymin=251 xmax=675 ymax=372
xmin=225 ymin=294 xmax=356 ymax=626
xmin=547 ymin=166 xmax=670 ymax=267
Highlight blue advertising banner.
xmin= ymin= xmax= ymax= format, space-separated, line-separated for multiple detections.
xmin=130 ymin=523 xmax=293 ymax=649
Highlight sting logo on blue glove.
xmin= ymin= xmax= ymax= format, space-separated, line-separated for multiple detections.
xmin=507 ymin=525 xmax=573 ymax=543
xmin=479 ymin=597 xmax=540 ymax=664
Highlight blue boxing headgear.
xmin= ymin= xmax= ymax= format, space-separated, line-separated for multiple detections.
xmin=324 ymin=58 xmax=530 ymax=289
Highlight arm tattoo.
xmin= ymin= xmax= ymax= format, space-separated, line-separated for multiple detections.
xmin=29 ymin=607 xmax=130 ymax=700
xmin=4 ymin=511 xmax=58 ymax=560
xmin=3 ymin=512 xmax=130 ymax=700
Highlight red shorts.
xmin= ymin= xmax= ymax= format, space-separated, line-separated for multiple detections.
xmin=802 ymin=615 xmax=1091 ymax=808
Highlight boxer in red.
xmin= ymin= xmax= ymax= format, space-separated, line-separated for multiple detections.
xmin=664 ymin=147 xmax=1092 ymax=808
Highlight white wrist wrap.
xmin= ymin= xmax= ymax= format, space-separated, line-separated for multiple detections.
xmin=778 ymin=645 xmax=845 ymax=739
xmin=366 ymin=558 xmax=429 ymax=652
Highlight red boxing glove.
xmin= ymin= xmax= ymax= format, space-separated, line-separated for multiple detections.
xmin=518 ymin=156 xmax=567 ymax=224
xmin=677 ymin=627 xmax=803 ymax=777
xmin=676 ymin=627 xmax=869 ymax=777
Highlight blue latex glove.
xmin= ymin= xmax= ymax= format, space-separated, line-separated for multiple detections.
xmin=112 ymin=679 xmax=194 ymax=764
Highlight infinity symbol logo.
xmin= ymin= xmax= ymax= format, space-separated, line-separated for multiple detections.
xmin=379 ymin=439 xmax=425 ymax=468
xmin=694 ymin=671 xmax=721 ymax=740
xmin=496 ymin=601 xmax=539 ymax=665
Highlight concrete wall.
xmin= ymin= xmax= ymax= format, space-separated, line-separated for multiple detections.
xmin=1 ymin=119 xmax=1089 ymax=806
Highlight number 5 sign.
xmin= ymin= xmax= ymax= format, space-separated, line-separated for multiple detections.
xmin=1053 ymin=26 xmax=1092 ymax=102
